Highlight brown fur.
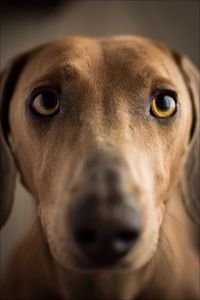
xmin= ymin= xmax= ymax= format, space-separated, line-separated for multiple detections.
xmin=0 ymin=36 xmax=199 ymax=300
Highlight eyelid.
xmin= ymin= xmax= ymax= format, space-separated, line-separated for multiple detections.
xmin=151 ymin=88 xmax=178 ymax=100
xmin=29 ymin=85 xmax=60 ymax=100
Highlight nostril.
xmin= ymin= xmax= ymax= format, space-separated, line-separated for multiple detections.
xmin=70 ymin=193 xmax=142 ymax=265
xmin=75 ymin=229 xmax=97 ymax=245
xmin=113 ymin=229 xmax=140 ymax=253
xmin=117 ymin=229 xmax=140 ymax=243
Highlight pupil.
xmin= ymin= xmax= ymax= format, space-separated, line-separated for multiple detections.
xmin=156 ymin=95 xmax=172 ymax=111
xmin=40 ymin=92 xmax=57 ymax=109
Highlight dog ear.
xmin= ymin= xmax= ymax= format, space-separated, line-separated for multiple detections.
xmin=0 ymin=53 xmax=28 ymax=228
xmin=172 ymin=52 xmax=200 ymax=224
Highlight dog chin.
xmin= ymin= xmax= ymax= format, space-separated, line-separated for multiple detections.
xmin=68 ymin=255 xmax=135 ymax=272
xmin=54 ymin=246 xmax=153 ymax=274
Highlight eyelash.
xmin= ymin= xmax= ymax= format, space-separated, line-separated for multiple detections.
xmin=151 ymin=88 xmax=178 ymax=100
xmin=29 ymin=85 xmax=60 ymax=99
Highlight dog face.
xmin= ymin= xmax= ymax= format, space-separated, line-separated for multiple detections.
xmin=0 ymin=36 xmax=199 ymax=272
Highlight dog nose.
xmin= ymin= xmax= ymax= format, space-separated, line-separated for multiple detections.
xmin=70 ymin=195 xmax=141 ymax=266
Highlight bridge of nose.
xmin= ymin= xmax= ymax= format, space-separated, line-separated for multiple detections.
xmin=84 ymin=150 xmax=131 ymax=191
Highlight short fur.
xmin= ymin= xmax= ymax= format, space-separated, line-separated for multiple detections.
xmin=0 ymin=36 xmax=199 ymax=300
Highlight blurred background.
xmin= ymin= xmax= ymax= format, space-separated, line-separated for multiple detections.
xmin=0 ymin=0 xmax=199 ymax=274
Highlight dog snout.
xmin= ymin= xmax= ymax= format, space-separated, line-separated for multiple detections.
xmin=70 ymin=192 xmax=141 ymax=267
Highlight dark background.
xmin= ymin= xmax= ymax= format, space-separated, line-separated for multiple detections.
xmin=0 ymin=0 xmax=199 ymax=273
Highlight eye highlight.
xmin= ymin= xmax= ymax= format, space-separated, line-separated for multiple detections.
xmin=150 ymin=93 xmax=177 ymax=119
xmin=30 ymin=90 xmax=60 ymax=116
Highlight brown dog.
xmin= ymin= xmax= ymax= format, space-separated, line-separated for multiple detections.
xmin=0 ymin=36 xmax=199 ymax=300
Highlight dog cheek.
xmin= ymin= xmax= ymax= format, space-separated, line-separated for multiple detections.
xmin=39 ymin=196 xmax=75 ymax=269
xmin=38 ymin=203 xmax=64 ymax=262
xmin=158 ymin=203 xmax=165 ymax=227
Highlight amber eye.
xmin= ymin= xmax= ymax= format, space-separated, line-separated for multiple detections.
xmin=31 ymin=91 xmax=59 ymax=116
xmin=151 ymin=94 xmax=177 ymax=119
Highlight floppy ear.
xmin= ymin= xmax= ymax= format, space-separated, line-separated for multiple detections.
xmin=0 ymin=54 xmax=28 ymax=228
xmin=173 ymin=52 xmax=200 ymax=224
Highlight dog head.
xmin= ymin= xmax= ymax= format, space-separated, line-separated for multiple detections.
xmin=0 ymin=36 xmax=199 ymax=272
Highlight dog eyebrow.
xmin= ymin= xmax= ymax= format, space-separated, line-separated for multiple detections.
xmin=151 ymin=77 xmax=177 ymax=92
xmin=26 ymin=64 xmax=75 ymax=90
xmin=136 ymin=66 xmax=177 ymax=92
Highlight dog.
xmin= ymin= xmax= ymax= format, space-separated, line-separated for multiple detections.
xmin=0 ymin=35 xmax=199 ymax=300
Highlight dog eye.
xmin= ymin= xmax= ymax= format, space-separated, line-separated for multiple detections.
xmin=150 ymin=93 xmax=177 ymax=119
xmin=31 ymin=91 xmax=60 ymax=116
